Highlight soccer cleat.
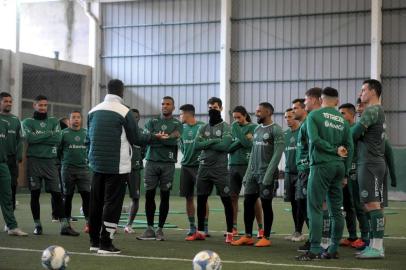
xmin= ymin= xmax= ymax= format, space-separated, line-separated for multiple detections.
xmin=231 ymin=235 xmax=254 ymax=246
xmin=356 ymin=247 xmax=384 ymax=259
xmin=83 ymin=224 xmax=90 ymax=234
xmin=60 ymin=226 xmax=80 ymax=236
xmin=225 ymin=232 xmax=233 ymax=244
xmin=69 ymin=217 xmax=78 ymax=222
xmin=351 ymin=239 xmax=366 ymax=249
xmin=321 ymin=251 xmax=339 ymax=259
xmin=185 ymin=231 xmax=206 ymax=241
xmin=136 ymin=227 xmax=156 ymax=240
xmin=257 ymin=229 xmax=264 ymax=239
xmin=89 ymin=246 xmax=99 ymax=252
xmin=8 ymin=228 xmax=28 ymax=236
xmin=284 ymin=232 xmax=295 ymax=240
xmin=296 ymin=252 xmax=321 ymax=261
xmin=291 ymin=232 xmax=306 ymax=242
xmin=97 ymin=245 xmax=121 ymax=254
xmin=297 ymin=240 xmax=310 ymax=252
xmin=340 ymin=238 xmax=355 ymax=246
xmin=4 ymin=225 xmax=9 ymax=232
xmin=33 ymin=226 xmax=43 ymax=235
xmin=124 ymin=225 xmax=135 ymax=234
xmin=51 ymin=216 xmax=59 ymax=223
xmin=255 ymin=237 xmax=271 ymax=247
xmin=155 ymin=228 xmax=165 ymax=241
xmin=232 ymin=228 xmax=239 ymax=236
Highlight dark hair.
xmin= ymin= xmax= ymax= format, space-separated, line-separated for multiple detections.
xmin=0 ymin=92 xmax=11 ymax=100
xmin=356 ymin=97 xmax=362 ymax=104
xmin=207 ymin=97 xmax=222 ymax=108
xmin=107 ymin=79 xmax=124 ymax=96
xmin=259 ymin=102 xmax=274 ymax=114
xmin=363 ymin=79 xmax=382 ymax=98
xmin=34 ymin=95 xmax=48 ymax=102
xmin=285 ymin=108 xmax=293 ymax=113
xmin=59 ymin=117 xmax=69 ymax=129
xmin=292 ymin=98 xmax=305 ymax=108
xmin=179 ymin=104 xmax=195 ymax=115
xmin=305 ymin=87 xmax=322 ymax=98
xmin=69 ymin=110 xmax=81 ymax=117
xmin=232 ymin=105 xmax=251 ymax=122
xmin=338 ymin=103 xmax=356 ymax=114
xmin=162 ymin=96 xmax=175 ymax=105
xmin=322 ymin=87 xmax=339 ymax=98
xmin=131 ymin=108 xmax=140 ymax=114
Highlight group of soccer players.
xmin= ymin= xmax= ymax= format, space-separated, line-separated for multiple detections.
xmin=0 ymin=78 xmax=396 ymax=260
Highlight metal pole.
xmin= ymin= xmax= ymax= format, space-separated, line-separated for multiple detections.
xmin=219 ymin=0 xmax=231 ymax=122
xmin=11 ymin=0 xmax=22 ymax=118
xmin=370 ymin=0 xmax=382 ymax=81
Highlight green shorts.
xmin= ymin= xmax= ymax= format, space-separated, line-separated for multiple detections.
xmin=284 ymin=172 xmax=298 ymax=202
xmin=127 ymin=169 xmax=141 ymax=199
xmin=144 ymin=161 xmax=175 ymax=191
xmin=179 ymin=166 xmax=198 ymax=197
xmin=6 ymin=155 xmax=18 ymax=186
xmin=229 ymin=165 xmax=247 ymax=196
xmin=27 ymin=157 xmax=61 ymax=193
xmin=296 ymin=170 xmax=309 ymax=200
xmin=244 ymin=174 xmax=275 ymax=200
xmin=196 ymin=166 xmax=230 ymax=197
xmin=357 ymin=162 xmax=386 ymax=204
xmin=61 ymin=165 xmax=91 ymax=195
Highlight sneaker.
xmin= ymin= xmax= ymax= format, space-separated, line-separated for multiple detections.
xmin=296 ymin=252 xmax=321 ymax=261
xmin=155 ymin=228 xmax=165 ymax=241
xmin=284 ymin=232 xmax=295 ymax=240
xmin=89 ymin=246 xmax=99 ymax=252
xmin=232 ymin=228 xmax=239 ymax=236
xmin=33 ymin=226 xmax=43 ymax=235
xmin=51 ymin=216 xmax=59 ymax=223
xmin=340 ymin=238 xmax=355 ymax=247
xmin=60 ymin=226 xmax=80 ymax=236
xmin=351 ymin=239 xmax=366 ymax=249
xmin=257 ymin=229 xmax=264 ymax=239
xmin=185 ymin=232 xmax=205 ymax=241
xmin=255 ymin=237 xmax=271 ymax=247
xmin=225 ymin=232 xmax=233 ymax=243
xmin=297 ymin=240 xmax=310 ymax=252
xmin=231 ymin=235 xmax=254 ymax=246
xmin=204 ymin=231 xmax=211 ymax=237
xmin=291 ymin=232 xmax=306 ymax=242
xmin=356 ymin=247 xmax=384 ymax=259
xmin=83 ymin=224 xmax=90 ymax=234
xmin=97 ymin=245 xmax=121 ymax=254
xmin=69 ymin=217 xmax=78 ymax=222
xmin=124 ymin=225 xmax=135 ymax=234
xmin=136 ymin=227 xmax=156 ymax=240
xmin=320 ymin=238 xmax=331 ymax=250
xmin=4 ymin=225 xmax=9 ymax=232
xmin=321 ymin=251 xmax=339 ymax=259
xmin=8 ymin=228 xmax=28 ymax=236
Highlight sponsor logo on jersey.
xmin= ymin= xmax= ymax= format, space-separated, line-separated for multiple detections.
xmin=322 ymin=112 xmax=344 ymax=124
xmin=324 ymin=120 xmax=344 ymax=131
xmin=188 ymin=130 xmax=193 ymax=137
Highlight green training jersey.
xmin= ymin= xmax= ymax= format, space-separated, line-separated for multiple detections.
xmin=144 ymin=116 xmax=183 ymax=163
xmin=180 ymin=121 xmax=205 ymax=167
xmin=307 ymin=107 xmax=353 ymax=175
xmin=296 ymin=118 xmax=310 ymax=172
xmin=194 ymin=121 xmax=232 ymax=168
xmin=0 ymin=119 xmax=9 ymax=163
xmin=132 ymin=127 xmax=145 ymax=170
xmin=247 ymin=122 xmax=284 ymax=184
xmin=228 ymin=121 xmax=257 ymax=166
xmin=354 ymin=105 xmax=386 ymax=164
xmin=0 ymin=113 xmax=23 ymax=161
xmin=60 ymin=128 xmax=88 ymax=168
xmin=22 ymin=116 xmax=61 ymax=159
xmin=284 ymin=127 xmax=299 ymax=174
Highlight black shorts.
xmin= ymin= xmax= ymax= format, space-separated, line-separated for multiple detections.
xmin=61 ymin=165 xmax=91 ymax=195
xmin=196 ymin=166 xmax=230 ymax=197
xmin=284 ymin=173 xmax=298 ymax=202
xmin=244 ymin=174 xmax=275 ymax=200
xmin=295 ymin=170 xmax=309 ymax=200
xmin=27 ymin=157 xmax=61 ymax=193
xmin=127 ymin=169 xmax=141 ymax=199
xmin=144 ymin=161 xmax=175 ymax=191
xmin=357 ymin=162 xmax=386 ymax=204
xmin=229 ymin=165 xmax=247 ymax=196
xmin=179 ymin=166 xmax=198 ymax=197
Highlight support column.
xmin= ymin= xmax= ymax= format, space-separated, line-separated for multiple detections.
xmin=370 ymin=0 xmax=382 ymax=81
xmin=219 ymin=0 xmax=232 ymax=123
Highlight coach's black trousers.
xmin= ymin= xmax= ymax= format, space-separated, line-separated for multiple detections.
xmin=89 ymin=172 xmax=128 ymax=248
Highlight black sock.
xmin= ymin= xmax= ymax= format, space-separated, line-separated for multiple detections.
xmin=197 ymin=195 xmax=209 ymax=231
xmin=51 ymin=192 xmax=66 ymax=220
xmin=158 ymin=190 xmax=170 ymax=228
xmin=145 ymin=189 xmax=156 ymax=227
xmin=30 ymin=190 xmax=41 ymax=221
xmin=64 ymin=194 xmax=74 ymax=218
xmin=261 ymin=197 xmax=274 ymax=238
xmin=220 ymin=196 xmax=234 ymax=233
xmin=244 ymin=194 xmax=258 ymax=236
xmin=79 ymin=191 xmax=90 ymax=220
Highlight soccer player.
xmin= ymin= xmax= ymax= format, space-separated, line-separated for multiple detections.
xmin=59 ymin=110 xmax=91 ymax=232
xmin=137 ymin=96 xmax=183 ymax=241
xmin=228 ymin=106 xmax=264 ymax=238
xmin=178 ymin=104 xmax=210 ymax=240
xmin=283 ymin=108 xmax=304 ymax=242
xmin=352 ymin=79 xmax=387 ymax=259
xmin=124 ymin=109 xmax=146 ymax=234
xmin=192 ymin=97 xmax=234 ymax=243
xmin=0 ymin=92 xmax=22 ymax=213
xmin=296 ymin=87 xmax=353 ymax=261
xmin=338 ymin=103 xmax=369 ymax=249
xmin=231 ymin=102 xmax=284 ymax=247
xmin=22 ymin=95 xmax=79 ymax=236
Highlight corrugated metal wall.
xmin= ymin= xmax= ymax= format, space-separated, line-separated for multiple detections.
xmin=101 ymin=0 xmax=221 ymax=123
xmin=382 ymin=0 xmax=406 ymax=146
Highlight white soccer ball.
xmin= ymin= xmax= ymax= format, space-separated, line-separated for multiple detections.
xmin=41 ymin=245 xmax=70 ymax=270
xmin=192 ymin=250 xmax=222 ymax=270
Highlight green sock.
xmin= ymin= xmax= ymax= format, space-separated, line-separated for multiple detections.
xmin=322 ymin=210 xmax=331 ymax=238
xmin=60 ymin=218 xmax=69 ymax=229
xmin=366 ymin=211 xmax=373 ymax=241
xmin=188 ymin=216 xmax=196 ymax=231
xmin=204 ymin=218 xmax=209 ymax=233
xmin=370 ymin=209 xmax=384 ymax=239
xmin=257 ymin=223 xmax=263 ymax=230
xmin=34 ymin=220 xmax=42 ymax=227
xmin=233 ymin=223 xmax=237 ymax=229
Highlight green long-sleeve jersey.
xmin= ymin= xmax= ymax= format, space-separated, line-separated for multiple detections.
xmin=307 ymin=107 xmax=353 ymax=176
xmin=284 ymin=127 xmax=299 ymax=174
xmin=246 ymin=122 xmax=284 ymax=185
xmin=0 ymin=113 xmax=23 ymax=161
xmin=296 ymin=118 xmax=310 ymax=172
xmin=194 ymin=121 xmax=232 ymax=168
xmin=60 ymin=128 xmax=88 ymax=168
xmin=144 ymin=116 xmax=183 ymax=163
xmin=22 ymin=116 xmax=61 ymax=159
xmin=180 ymin=121 xmax=205 ymax=167
xmin=384 ymin=140 xmax=397 ymax=187
xmin=228 ymin=121 xmax=257 ymax=166
xmin=132 ymin=127 xmax=146 ymax=170
xmin=0 ymin=119 xmax=9 ymax=163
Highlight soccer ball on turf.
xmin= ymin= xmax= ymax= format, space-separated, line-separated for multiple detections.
xmin=192 ymin=250 xmax=222 ymax=270
xmin=41 ymin=245 xmax=70 ymax=270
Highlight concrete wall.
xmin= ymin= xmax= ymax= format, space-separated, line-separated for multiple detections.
xmin=19 ymin=1 xmax=89 ymax=65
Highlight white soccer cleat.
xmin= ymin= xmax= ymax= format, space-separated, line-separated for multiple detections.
xmin=8 ymin=228 xmax=28 ymax=236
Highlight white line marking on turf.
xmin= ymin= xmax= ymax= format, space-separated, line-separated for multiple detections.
xmin=0 ymin=246 xmax=380 ymax=270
